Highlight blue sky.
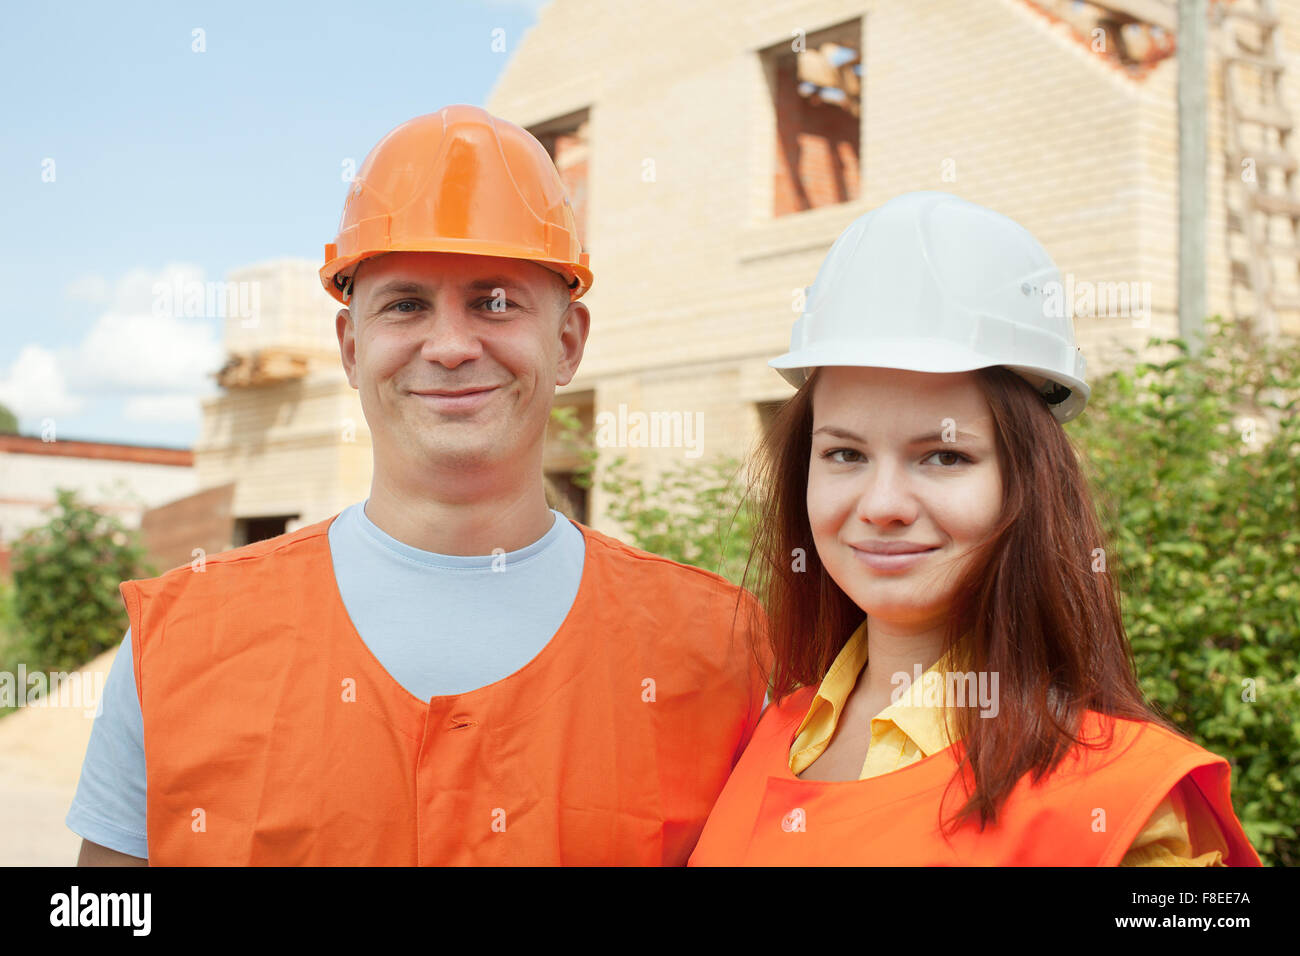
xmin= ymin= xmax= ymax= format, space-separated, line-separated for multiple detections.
xmin=0 ymin=0 xmax=545 ymax=447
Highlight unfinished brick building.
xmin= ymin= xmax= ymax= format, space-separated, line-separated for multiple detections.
xmin=487 ymin=0 xmax=1300 ymax=525
xmin=180 ymin=0 xmax=1300 ymax=550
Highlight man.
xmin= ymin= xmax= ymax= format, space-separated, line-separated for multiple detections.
xmin=67 ymin=105 xmax=768 ymax=865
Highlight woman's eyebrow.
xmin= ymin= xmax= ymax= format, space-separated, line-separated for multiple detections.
xmin=812 ymin=425 xmax=865 ymax=442
xmin=905 ymin=429 xmax=983 ymax=445
xmin=812 ymin=425 xmax=984 ymax=444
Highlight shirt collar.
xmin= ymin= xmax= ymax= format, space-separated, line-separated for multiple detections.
xmin=790 ymin=618 xmax=871 ymax=747
xmin=878 ymin=636 xmax=972 ymax=757
xmin=798 ymin=619 xmax=976 ymax=758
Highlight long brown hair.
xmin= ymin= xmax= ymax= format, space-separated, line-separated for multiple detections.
xmin=743 ymin=364 xmax=1184 ymax=832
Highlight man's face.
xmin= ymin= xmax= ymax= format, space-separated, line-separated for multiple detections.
xmin=336 ymin=251 xmax=588 ymax=480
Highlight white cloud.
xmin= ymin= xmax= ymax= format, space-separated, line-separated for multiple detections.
xmin=64 ymin=263 xmax=223 ymax=394
xmin=66 ymin=308 xmax=224 ymax=393
xmin=1 ymin=264 xmax=224 ymax=433
xmin=0 ymin=344 xmax=85 ymax=420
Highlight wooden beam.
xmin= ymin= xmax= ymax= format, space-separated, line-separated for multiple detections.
xmin=1091 ymin=0 xmax=1178 ymax=32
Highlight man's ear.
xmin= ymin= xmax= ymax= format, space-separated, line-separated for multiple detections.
xmin=555 ymin=301 xmax=590 ymax=387
xmin=337 ymin=307 xmax=358 ymax=388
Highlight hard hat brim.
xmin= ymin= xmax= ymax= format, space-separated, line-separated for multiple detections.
xmin=321 ymin=241 xmax=593 ymax=305
xmin=769 ymin=338 xmax=1090 ymax=423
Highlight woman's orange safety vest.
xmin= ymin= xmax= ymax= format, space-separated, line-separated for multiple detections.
xmin=123 ymin=515 xmax=767 ymax=865
xmin=689 ymin=686 xmax=1262 ymax=866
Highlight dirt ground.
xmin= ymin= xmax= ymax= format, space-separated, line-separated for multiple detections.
xmin=0 ymin=643 xmax=119 ymax=866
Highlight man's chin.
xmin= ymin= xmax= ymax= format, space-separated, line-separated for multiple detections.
xmin=410 ymin=437 xmax=503 ymax=472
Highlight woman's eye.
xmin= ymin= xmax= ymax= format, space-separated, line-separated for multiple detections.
xmin=925 ymin=450 xmax=970 ymax=467
xmin=823 ymin=448 xmax=862 ymax=464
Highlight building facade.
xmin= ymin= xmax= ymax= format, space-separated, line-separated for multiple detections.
xmin=487 ymin=0 xmax=1300 ymax=523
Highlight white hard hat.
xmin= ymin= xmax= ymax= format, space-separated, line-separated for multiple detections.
xmin=770 ymin=190 xmax=1090 ymax=423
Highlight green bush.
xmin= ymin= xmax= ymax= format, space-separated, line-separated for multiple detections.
xmin=0 ymin=572 xmax=36 ymax=666
xmin=1073 ymin=316 xmax=1300 ymax=867
xmin=599 ymin=454 xmax=754 ymax=586
xmin=10 ymin=488 xmax=154 ymax=673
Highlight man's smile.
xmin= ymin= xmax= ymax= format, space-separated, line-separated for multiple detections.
xmin=409 ymin=386 xmax=500 ymax=414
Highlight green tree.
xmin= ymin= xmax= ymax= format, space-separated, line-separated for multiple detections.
xmin=0 ymin=402 xmax=18 ymax=434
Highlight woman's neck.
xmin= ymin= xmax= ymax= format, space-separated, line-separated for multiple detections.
xmin=859 ymin=618 xmax=952 ymax=700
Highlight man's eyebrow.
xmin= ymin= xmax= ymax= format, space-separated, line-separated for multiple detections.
xmin=465 ymin=277 xmax=533 ymax=295
xmin=812 ymin=425 xmax=986 ymax=444
xmin=363 ymin=277 xmax=536 ymax=304
xmin=367 ymin=280 xmax=430 ymax=300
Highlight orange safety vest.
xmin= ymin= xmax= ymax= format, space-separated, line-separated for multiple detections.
xmin=689 ymin=685 xmax=1262 ymax=866
xmin=123 ymin=514 xmax=767 ymax=865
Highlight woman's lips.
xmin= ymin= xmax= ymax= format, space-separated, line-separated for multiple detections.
xmin=849 ymin=545 xmax=939 ymax=572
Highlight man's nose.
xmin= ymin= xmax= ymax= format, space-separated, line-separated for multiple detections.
xmin=418 ymin=301 xmax=483 ymax=369
xmin=853 ymin=457 xmax=919 ymax=527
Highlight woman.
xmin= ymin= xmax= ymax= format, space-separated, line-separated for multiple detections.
xmin=690 ymin=191 xmax=1260 ymax=866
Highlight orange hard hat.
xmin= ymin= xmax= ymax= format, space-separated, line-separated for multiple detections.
xmin=320 ymin=105 xmax=592 ymax=305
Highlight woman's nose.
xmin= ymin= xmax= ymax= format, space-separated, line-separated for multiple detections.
xmin=852 ymin=458 xmax=919 ymax=527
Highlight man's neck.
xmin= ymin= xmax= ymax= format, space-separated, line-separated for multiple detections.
xmin=364 ymin=471 xmax=555 ymax=557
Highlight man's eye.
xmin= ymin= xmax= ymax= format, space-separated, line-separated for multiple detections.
xmin=387 ymin=300 xmax=422 ymax=313
xmin=477 ymin=297 xmax=517 ymax=312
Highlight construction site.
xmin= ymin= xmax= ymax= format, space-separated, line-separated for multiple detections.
xmin=3 ymin=0 xmax=1300 ymax=866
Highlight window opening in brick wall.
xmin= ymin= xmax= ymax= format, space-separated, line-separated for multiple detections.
xmin=1022 ymin=1 xmax=1176 ymax=76
xmin=764 ymin=20 xmax=862 ymax=217
xmin=544 ymin=390 xmax=594 ymax=523
xmin=545 ymin=471 xmax=590 ymax=525
xmin=233 ymin=514 xmax=299 ymax=547
xmin=530 ymin=109 xmax=591 ymax=250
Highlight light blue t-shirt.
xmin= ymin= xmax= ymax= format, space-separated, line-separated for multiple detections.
xmin=65 ymin=500 xmax=586 ymax=859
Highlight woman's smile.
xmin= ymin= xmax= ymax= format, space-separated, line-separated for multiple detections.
xmin=848 ymin=543 xmax=940 ymax=573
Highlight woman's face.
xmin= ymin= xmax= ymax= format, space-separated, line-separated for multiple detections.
xmin=807 ymin=366 xmax=1004 ymax=632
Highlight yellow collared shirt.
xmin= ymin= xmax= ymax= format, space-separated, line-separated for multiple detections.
xmin=788 ymin=621 xmax=1228 ymax=866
